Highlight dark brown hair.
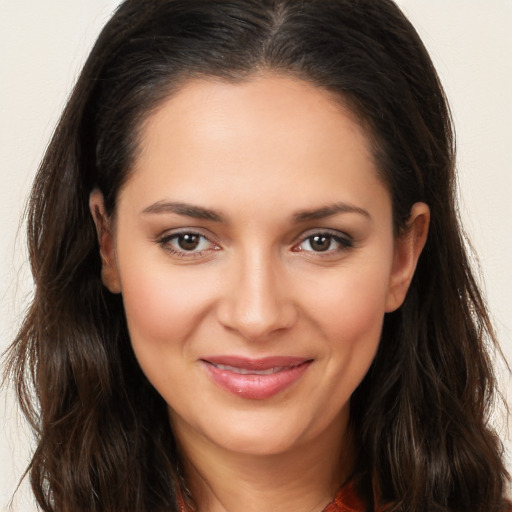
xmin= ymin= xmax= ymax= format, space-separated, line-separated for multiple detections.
xmin=5 ymin=0 xmax=510 ymax=510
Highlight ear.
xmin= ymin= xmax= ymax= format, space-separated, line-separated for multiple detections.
xmin=89 ymin=189 xmax=121 ymax=294
xmin=385 ymin=202 xmax=430 ymax=312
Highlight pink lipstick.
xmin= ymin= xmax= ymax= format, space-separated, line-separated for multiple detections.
xmin=201 ymin=356 xmax=312 ymax=400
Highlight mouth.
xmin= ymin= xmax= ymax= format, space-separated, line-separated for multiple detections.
xmin=210 ymin=363 xmax=295 ymax=375
xmin=200 ymin=356 xmax=313 ymax=400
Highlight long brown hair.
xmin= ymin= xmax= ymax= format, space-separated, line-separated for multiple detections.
xmin=5 ymin=0 xmax=510 ymax=510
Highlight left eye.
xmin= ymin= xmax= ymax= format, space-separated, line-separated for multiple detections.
xmin=296 ymin=233 xmax=351 ymax=253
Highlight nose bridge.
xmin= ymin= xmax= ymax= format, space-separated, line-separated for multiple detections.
xmin=219 ymin=244 xmax=296 ymax=340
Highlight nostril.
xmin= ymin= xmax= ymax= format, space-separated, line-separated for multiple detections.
xmin=216 ymin=296 xmax=298 ymax=341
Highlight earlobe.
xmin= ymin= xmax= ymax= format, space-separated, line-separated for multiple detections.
xmin=89 ymin=189 xmax=122 ymax=294
xmin=385 ymin=202 xmax=430 ymax=312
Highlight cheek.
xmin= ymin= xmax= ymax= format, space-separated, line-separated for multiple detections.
xmin=118 ymin=264 xmax=221 ymax=403
xmin=309 ymin=260 xmax=391 ymax=337
xmin=304 ymin=257 xmax=393 ymax=389
xmin=117 ymin=255 xmax=218 ymax=360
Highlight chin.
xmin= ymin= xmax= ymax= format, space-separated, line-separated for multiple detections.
xmin=210 ymin=425 xmax=305 ymax=457
xmin=199 ymin=404 xmax=346 ymax=458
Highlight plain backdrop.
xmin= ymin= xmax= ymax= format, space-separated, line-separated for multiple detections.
xmin=1 ymin=1 xmax=511 ymax=510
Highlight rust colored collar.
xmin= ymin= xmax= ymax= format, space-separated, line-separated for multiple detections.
xmin=177 ymin=481 xmax=368 ymax=512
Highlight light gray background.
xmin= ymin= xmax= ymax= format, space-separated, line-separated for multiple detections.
xmin=1 ymin=1 xmax=511 ymax=509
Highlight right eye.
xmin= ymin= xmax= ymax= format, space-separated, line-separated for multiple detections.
xmin=157 ymin=231 xmax=220 ymax=259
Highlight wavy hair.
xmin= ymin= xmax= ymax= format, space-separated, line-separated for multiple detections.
xmin=5 ymin=0 xmax=510 ymax=510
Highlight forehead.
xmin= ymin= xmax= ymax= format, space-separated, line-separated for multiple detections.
xmin=136 ymin=74 xmax=371 ymax=165
xmin=119 ymin=75 xmax=389 ymax=219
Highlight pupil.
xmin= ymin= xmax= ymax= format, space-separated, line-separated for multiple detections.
xmin=178 ymin=234 xmax=200 ymax=251
xmin=311 ymin=235 xmax=330 ymax=251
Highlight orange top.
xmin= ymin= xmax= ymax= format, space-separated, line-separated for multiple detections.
xmin=323 ymin=482 xmax=367 ymax=512
xmin=177 ymin=481 xmax=367 ymax=512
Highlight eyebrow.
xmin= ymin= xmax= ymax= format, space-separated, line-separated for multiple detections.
xmin=141 ymin=200 xmax=370 ymax=223
xmin=142 ymin=201 xmax=225 ymax=222
xmin=292 ymin=202 xmax=371 ymax=222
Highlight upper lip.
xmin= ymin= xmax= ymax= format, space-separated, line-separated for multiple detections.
xmin=201 ymin=355 xmax=311 ymax=371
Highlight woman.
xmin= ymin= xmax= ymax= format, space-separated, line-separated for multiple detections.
xmin=5 ymin=0 xmax=510 ymax=510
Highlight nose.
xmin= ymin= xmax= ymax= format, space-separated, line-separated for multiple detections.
xmin=216 ymin=250 xmax=298 ymax=341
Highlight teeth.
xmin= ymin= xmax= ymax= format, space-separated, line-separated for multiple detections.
xmin=213 ymin=364 xmax=286 ymax=375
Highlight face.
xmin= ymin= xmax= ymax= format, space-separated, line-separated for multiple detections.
xmin=91 ymin=75 xmax=427 ymax=459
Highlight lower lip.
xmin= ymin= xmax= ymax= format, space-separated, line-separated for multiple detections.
xmin=202 ymin=361 xmax=312 ymax=400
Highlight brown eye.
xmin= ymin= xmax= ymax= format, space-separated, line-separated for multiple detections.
xmin=294 ymin=231 xmax=353 ymax=254
xmin=158 ymin=232 xmax=216 ymax=256
xmin=309 ymin=235 xmax=331 ymax=252
xmin=177 ymin=233 xmax=201 ymax=251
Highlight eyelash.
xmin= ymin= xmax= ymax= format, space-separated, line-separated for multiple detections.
xmin=292 ymin=230 xmax=354 ymax=255
xmin=156 ymin=230 xmax=220 ymax=259
xmin=156 ymin=229 xmax=353 ymax=259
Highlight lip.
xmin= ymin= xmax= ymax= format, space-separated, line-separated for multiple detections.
xmin=201 ymin=356 xmax=313 ymax=400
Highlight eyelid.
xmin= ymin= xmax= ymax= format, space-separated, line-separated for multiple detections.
xmin=292 ymin=228 xmax=354 ymax=254
xmin=155 ymin=228 xmax=221 ymax=258
xmin=154 ymin=227 xmax=353 ymax=260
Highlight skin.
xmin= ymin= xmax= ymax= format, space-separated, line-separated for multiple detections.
xmin=90 ymin=75 xmax=429 ymax=512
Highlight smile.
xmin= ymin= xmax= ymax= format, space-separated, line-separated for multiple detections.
xmin=211 ymin=363 xmax=296 ymax=375
xmin=201 ymin=356 xmax=312 ymax=400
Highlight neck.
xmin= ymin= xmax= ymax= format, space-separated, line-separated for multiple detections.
xmin=172 ymin=411 xmax=353 ymax=512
